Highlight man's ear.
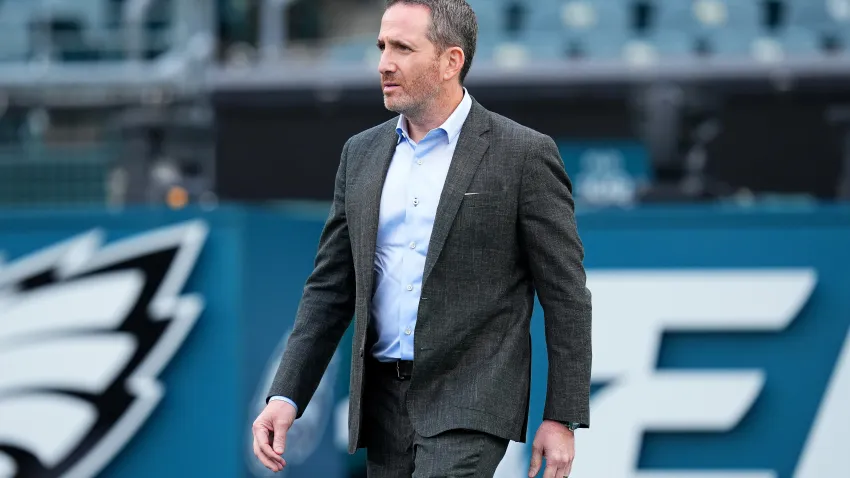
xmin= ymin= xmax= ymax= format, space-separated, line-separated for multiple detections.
xmin=443 ymin=46 xmax=465 ymax=82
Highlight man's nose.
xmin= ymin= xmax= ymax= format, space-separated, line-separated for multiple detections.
xmin=378 ymin=51 xmax=395 ymax=75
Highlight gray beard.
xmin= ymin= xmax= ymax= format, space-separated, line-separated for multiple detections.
xmin=384 ymin=87 xmax=440 ymax=122
xmin=385 ymin=99 xmax=425 ymax=120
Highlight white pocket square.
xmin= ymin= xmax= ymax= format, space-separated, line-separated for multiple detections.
xmin=464 ymin=192 xmax=481 ymax=196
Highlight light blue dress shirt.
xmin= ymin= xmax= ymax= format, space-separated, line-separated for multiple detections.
xmin=369 ymin=89 xmax=472 ymax=362
xmin=270 ymin=90 xmax=473 ymax=412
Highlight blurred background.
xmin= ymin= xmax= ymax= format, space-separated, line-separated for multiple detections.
xmin=0 ymin=0 xmax=848 ymax=477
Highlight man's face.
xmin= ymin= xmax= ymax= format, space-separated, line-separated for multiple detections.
xmin=377 ymin=3 xmax=443 ymax=116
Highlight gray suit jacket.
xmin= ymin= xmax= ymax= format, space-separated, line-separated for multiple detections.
xmin=268 ymin=96 xmax=592 ymax=454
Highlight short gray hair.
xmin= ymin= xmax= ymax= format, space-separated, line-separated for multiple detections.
xmin=385 ymin=0 xmax=478 ymax=84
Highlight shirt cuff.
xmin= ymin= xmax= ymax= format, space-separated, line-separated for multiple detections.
xmin=269 ymin=396 xmax=298 ymax=413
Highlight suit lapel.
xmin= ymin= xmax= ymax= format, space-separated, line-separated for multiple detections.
xmin=359 ymin=122 xmax=398 ymax=302
xmin=422 ymin=100 xmax=491 ymax=286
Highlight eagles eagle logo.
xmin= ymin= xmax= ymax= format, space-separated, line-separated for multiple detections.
xmin=0 ymin=220 xmax=208 ymax=478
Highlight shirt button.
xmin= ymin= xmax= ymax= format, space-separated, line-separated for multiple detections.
xmin=417 ymin=160 xmax=423 ymax=165
xmin=409 ymin=242 xmax=416 ymax=249
xmin=406 ymin=284 xmax=413 ymax=291
xmin=413 ymin=198 xmax=419 ymax=206
xmin=404 ymin=328 xmax=412 ymax=335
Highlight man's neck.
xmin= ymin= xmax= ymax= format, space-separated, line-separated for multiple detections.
xmin=404 ymin=85 xmax=464 ymax=143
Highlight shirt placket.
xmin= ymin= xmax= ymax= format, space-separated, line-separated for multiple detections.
xmin=400 ymin=138 xmax=429 ymax=360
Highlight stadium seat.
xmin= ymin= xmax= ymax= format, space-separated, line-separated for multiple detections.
xmin=698 ymin=0 xmax=763 ymax=35
xmin=516 ymin=0 xmax=632 ymax=61
xmin=35 ymin=0 xmax=111 ymax=60
xmin=575 ymin=29 xmax=631 ymax=61
xmin=653 ymin=0 xmax=700 ymax=32
xmin=523 ymin=0 xmax=569 ymax=32
xmin=520 ymin=0 xmax=628 ymax=32
xmin=631 ymin=29 xmax=693 ymax=62
xmin=775 ymin=26 xmax=823 ymax=56
xmin=786 ymin=0 xmax=848 ymax=29
xmin=46 ymin=0 xmax=109 ymax=33
xmin=473 ymin=31 xmax=501 ymax=63
xmin=572 ymin=1 xmax=632 ymax=53
xmin=785 ymin=0 xmax=850 ymax=53
xmin=0 ymin=0 xmax=174 ymax=62
xmin=468 ymin=0 xmax=505 ymax=34
xmin=654 ymin=0 xmax=765 ymax=59
xmin=638 ymin=1 xmax=696 ymax=59
xmin=513 ymin=30 xmax=567 ymax=61
xmin=326 ymin=36 xmax=380 ymax=66
xmin=474 ymin=30 xmax=564 ymax=69
xmin=0 ymin=0 xmax=33 ymax=61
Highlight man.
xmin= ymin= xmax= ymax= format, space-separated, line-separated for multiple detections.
xmin=251 ymin=0 xmax=592 ymax=476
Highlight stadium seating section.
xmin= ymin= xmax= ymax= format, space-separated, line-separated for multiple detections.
xmin=2 ymin=0 xmax=848 ymax=65
xmin=0 ymin=0 xmax=174 ymax=62
xmin=0 ymin=0 xmax=173 ymax=205
xmin=326 ymin=0 xmax=850 ymax=66
xmin=0 ymin=0 xmax=847 ymax=207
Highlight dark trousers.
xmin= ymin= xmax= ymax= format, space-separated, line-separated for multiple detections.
xmin=362 ymin=359 xmax=509 ymax=478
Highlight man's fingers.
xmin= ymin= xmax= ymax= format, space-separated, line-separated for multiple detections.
xmin=252 ymin=422 xmax=284 ymax=468
xmin=543 ymin=458 xmax=572 ymax=478
xmin=543 ymin=455 xmax=573 ymax=478
xmin=273 ymin=420 xmax=289 ymax=455
xmin=555 ymin=465 xmax=571 ymax=478
xmin=542 ymin=460 xmax=558 ymax=478
xmin=528 ymin=446 xmax=543 ymax=477
xmin=253 ymin=435 xmax=281 ymax=472
xmin=259 ymin=433 xmax=284 ymax=467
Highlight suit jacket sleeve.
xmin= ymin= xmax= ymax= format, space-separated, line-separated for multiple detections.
xmin=266 ymin=138 xmax=357 ymax=418
xmin=518 ymin=133 xmax=592 ymax=428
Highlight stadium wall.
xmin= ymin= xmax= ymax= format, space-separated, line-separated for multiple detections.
xmin=0 ymin=203 xmax=848 ymax=477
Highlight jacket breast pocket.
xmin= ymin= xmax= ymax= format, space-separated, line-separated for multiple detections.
xmin=455 ymin=192 xmax=514 ymax=252
xmin=460 ymin=192 xmax=506 ymax=211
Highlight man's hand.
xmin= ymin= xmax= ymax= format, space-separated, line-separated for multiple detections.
xmin=528 ymin=420 xmax=575 ymax=478
xmin=252 ymin=400 xmax=297 ymax=473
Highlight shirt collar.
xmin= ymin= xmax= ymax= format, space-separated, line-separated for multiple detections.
xmin=396 ymin=88 xmax=473 ymax=144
